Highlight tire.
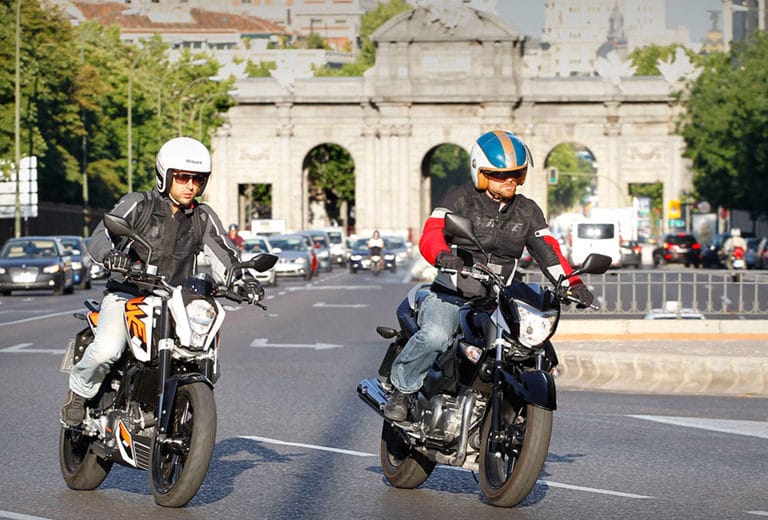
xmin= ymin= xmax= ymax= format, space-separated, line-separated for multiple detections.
xmin=304 ymin=270 xmax=312 ymax=281
xmin=59 ymin=426 xmax=113 ymax=490
xmin=479 ymin=402 xmax=553 ymax=508
xmin=380 ymin=421 xmax=435 ymax=489
xmin=150 ymin=382 xmax=216 ymax=508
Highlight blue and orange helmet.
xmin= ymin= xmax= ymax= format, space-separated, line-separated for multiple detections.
xmin=470 ymin=130 xmax=534 ymax=190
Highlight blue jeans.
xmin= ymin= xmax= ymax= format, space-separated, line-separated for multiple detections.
xmin=390 ymin=292 xmax=463 ymax=394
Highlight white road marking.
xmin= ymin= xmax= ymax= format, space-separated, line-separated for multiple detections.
xmin=241 ymin=435 xmax=654 ymax=499
xmin=312 ymin=302 xmax=368 ymax=309
xmin=746 ymin=512 xmax=768 ymax=517
xmin=0 ymin=343 xmax=64 ymax=355
xmin=249 ymin=338 xmax=343 ymax=350
xmin=0 ymin=309 xmax=81 ymax=327
xmin=0 ymin=510 xmax=54 ymax=520
xmin=629 ymin=415 xmax=768 ymax=439
xmin=287 ymin=285 xmax=382 ymax=291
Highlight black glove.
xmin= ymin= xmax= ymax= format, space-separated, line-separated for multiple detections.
xmin=235 ymin=274 xmax=264 ymax=305
xmin=102 ymin=250 xmax=131 ymax=274
xmin=566 ymin=282 xmax=594 ymax=309
xmin=435 ymin=251 xmax=464 ymax=271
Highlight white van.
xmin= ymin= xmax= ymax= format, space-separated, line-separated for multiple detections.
xmin=568 ymin=218 xmax=622 ymax=267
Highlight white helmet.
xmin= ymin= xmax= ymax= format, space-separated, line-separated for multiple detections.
xmin=155 ymin=137 xmax=212 ymax=196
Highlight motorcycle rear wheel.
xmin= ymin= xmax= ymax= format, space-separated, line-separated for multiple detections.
xmin=59 ymin=426 xmax=113 ymax=490
xmin=479 ymin=402 xmax=552 ymax=507
xmin=149 ymin=382 xmax=216 ymax=507
xmin=380 ymin=421 xmax=435 ymax=488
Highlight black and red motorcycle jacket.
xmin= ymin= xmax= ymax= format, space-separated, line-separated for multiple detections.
xmin=420 ymin=183 xmax=577 ymax=299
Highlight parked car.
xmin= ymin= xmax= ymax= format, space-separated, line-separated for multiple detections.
xmin=619 ymin=239 xmax=642 ymax=268
xmin=0 ymin=236 xmax=75 ymax=296
xmin=744 ymin=237 xmax=762 ymax=270
xmin=241 ymin=236 xmax=277 ymax=287
xmin=268 ymin=234 xmax=317 ymax=280
xmin=57 ymin=235 xmax=92 ymax=289
xmin=347 ymin=237 xmax=396 ymax=274
xmin=652 ymin=233 xmax=701 ymax=267
xmin=302 ymin=229 xmax=334 ymax=272
xmin=383 ymin=234 xmax=411 ymax=267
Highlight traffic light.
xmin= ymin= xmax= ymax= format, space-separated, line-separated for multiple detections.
xmin=668 ymin=199 xmax=681 ymax=219
xmin=547 ymin=167 xmax=558 ymax=185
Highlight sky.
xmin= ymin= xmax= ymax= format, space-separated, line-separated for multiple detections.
xmin=496 ymin=0 xmax=723 ymax=44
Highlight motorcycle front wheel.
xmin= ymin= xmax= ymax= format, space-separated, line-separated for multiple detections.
xmin=380 ymin=421 xmax=435 ymax=488
xmin=479 ymin=402 xmax=552 ymax=507
xmin=59 ymin=426 xmax=113 ymax=490
xmin=150 ymin=382 xmax=216 ymax=507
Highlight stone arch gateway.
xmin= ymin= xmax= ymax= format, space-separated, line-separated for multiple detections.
xmin=207 ymin=4 xmax=690 ymax=239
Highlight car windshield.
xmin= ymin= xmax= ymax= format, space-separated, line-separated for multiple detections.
xmin=385 ymin=236 xmax=405 ymax=248
xmin=243 ymin=239 xmax=267 ymax=253
xmin=58 ymin=238 xmax=82 ymax=254
xmin=326 ymin=231 xmax=342 ymax=244
xmin=1 ymin=239 xmax=58 ymax=259
xmin=270 ymin=238 xmax=305 ymax=252
xmin=311 ymin=236 xmax=329 ymax=248
xmin=666 ymin=235 xmax=696 ymax=246
xmin=351 ymin=238 xmax=370 ymax=249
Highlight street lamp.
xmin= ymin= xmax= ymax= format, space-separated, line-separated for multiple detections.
xmin=13 ymin=0 xmax=21 ymax=237
xmin=127 ymin=49 xmax=149 ymax=193
xmin=177 ymin=76 xmax=220 ymax=136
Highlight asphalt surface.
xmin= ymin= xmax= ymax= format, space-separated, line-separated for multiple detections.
xmin=555 ymin=320 xmax=768 ymax=397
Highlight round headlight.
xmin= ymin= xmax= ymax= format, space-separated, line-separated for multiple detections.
xmin=516 ymin=301 xmax=558 ymax=347
xmin=186 ymin=299 xmax=217 ymax=335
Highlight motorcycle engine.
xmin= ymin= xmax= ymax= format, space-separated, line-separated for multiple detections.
xmin=417 ymin=394 xmax=463 ymax=443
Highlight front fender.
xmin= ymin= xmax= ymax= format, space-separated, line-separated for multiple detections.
xmin=158 ymin=373 xmax=214 ymax=434
xmin=500 ymin=368 xmax=557 ymax=411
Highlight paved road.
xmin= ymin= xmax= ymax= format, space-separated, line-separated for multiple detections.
xmin=0 ymin=271 xmax=766 ymax=519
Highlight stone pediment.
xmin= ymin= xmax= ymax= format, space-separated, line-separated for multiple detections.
xmin=372 ymin=2 xmax=521 ymax=43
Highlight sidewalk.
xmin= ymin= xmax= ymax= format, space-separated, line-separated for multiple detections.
xmin=554 ymin=320 xmax=768 ymax=397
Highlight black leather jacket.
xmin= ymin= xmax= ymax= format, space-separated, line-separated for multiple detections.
xmin=88 ymin=189 xmax=241 ymax=292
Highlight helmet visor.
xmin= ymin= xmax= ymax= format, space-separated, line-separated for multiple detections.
xmin=480 ymin=166 xmax=527 ymax=181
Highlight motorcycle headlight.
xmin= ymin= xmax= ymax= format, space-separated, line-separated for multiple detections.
xmin=186 ymin=299 xmax=217 ymax=348
xmin=516 ymin=301 xmax=558 ymax=348
xmin=71 ymin=261 xmax=83 ymax=270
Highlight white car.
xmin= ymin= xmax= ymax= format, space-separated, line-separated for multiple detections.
xmin=242 ymin=236 xmax=277 ymax=287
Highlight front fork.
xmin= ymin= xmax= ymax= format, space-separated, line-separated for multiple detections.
xmin=156 ymin=299 xmax=173 ymax=437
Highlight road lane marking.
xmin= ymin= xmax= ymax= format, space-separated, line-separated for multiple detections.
xmin=287 ymin=285 xmax=382 ymax=291
xmin=629 ymin=415 xmax=768 ymax=439
xmin=746 ymin=512 xmax=768 ymax=517
xmin=0 ymin=343 xmax=64 ymax=355
xmin=240 ymin=435 xmax=654 ymax=499
xmin=312 ymin=302 xmax=368 ymax=309
xmin=249 ymin=338 xmax=343 ymax=350
xmin=0 ymin=309 xmax=81 ymax=327
xmin=0 ymin=510 xmax=54 ymax=520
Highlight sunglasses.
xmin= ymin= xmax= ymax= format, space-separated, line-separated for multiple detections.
xmin=481 ymin=168 xmax=527 ymax=181
xmin=173 ymin=173 xmax=205 ymax=186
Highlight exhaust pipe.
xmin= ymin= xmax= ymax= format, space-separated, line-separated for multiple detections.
xmin=357 ymin=378 xmax=389 ymax=418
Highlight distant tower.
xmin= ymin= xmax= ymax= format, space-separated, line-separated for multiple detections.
xmin=701 ymin=9 xmax=724 ymax=53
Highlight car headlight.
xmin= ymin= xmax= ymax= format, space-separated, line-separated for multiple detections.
xmin=516 ymin=301 xmax=558 ymax=347
xmin=293 ymin=257 xmax=306 ymax=265
xmin=318 ymin=251 xmax=329 ymax=258
xmin=350 ymin=254 xmax=362 ymax=261
xmin=385 ymin=254 xmax=395 ymax=260
xmin=186 ymin=299 xmax=217 ymax=348
xmin=71 ymin=261 xmax=83 ymax=270
xmin=43 ymin=264 xmax=61 ymax=274
xmin=0 ymin=267 xmax=5 ymax=274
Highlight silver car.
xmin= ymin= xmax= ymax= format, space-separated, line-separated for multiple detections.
xmin=241 ymin=236 xmax=277 ymax=287
xmin=269 ymin=234 xmax=316 ymax=280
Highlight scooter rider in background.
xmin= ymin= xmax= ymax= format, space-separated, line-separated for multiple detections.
xmin=383 ymin=130 xmax=594 ymax=421
xmin=722 ymin=228 xmax=747 ymax=269
xmin=61 ymin=137 xmax=264 ymax=427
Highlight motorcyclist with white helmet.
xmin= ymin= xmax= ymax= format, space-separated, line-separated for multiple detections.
xmin=61 ymin=137 xmax=262 ymax=426
xmin=383 ymin=130 xmax=594 ymax=421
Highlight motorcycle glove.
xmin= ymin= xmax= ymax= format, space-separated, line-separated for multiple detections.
xmin=435 ymin=251 xmax=464 ymax=271
xmin=102 ymin=250 xmax=131 ymax=274
xmin=235 ymin=273 xmax=264 ymax=304
xmin=566 ymin=282 xmax=594 ymax=309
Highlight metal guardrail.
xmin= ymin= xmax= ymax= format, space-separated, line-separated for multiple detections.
xmin=521 ymin=269 xmax=768 ymax=317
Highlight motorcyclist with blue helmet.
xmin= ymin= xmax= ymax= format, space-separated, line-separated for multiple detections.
xmin=383 ymin=130 xmax=594 ymax=421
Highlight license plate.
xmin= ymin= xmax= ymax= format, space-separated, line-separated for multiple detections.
xmin=733 ymin=259 xmax=745 ymax=268
xmin=12 ymin=272 xmax=36 ymax=283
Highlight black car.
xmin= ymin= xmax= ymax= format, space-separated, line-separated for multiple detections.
xmin=347 ymin=237 xmax=396 ymax=274
xmin=0 ymin=236 xmax=75 ymax=295
xmin=652 ymin=233 xmax=701 ymax=267
xmin=57 ymin=235 xmax=92 ymax=289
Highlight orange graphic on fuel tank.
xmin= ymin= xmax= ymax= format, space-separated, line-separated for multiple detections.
xmin=125 ymin=297 xmax=148 ymax=345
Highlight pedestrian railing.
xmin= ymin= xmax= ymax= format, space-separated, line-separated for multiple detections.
xmin=520 ymin=268 xmax=768 ymax=317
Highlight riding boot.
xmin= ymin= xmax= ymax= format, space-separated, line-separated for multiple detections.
xmin=383 ymin=389 xmax=412 ymax=422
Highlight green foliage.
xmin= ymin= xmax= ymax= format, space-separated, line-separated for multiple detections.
xmin=0 ymin=0 xmax=235 ymax=210
xmin=314 ymin=0 xmax=411 ymax=77
xmin=245 ymin=60 xmax=277 ymax=78
xmin=629 ymin=43 xmax=701 ymax=75
xmin=545 ymin=143 xmax=593 ymax=217
xmin=680 ymin=33 xmax=768 ymax=221
xmin=305 ymin=32 xmax=330 ymax=50
xmin=428 ymin=145 xmax=469 ymax=206
xmin=306 ymin=143 xmax=355 ymax=206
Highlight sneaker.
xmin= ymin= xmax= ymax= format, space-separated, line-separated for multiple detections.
xmin=383 ymin=390 xmax=411 ymax=422
xmin=60 ymin=390 xmax=87 ymax=427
